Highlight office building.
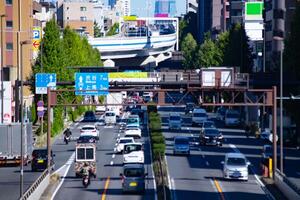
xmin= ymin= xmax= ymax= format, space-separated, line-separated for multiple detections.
xmin=109 ymin=0 xmax=117 ymax=8
xmin=155 ymin=0 xmax=176 ymax=17
xmin=186 ymin=0 xmax=198 ymax=13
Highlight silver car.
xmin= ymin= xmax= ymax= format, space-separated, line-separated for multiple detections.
xmin=222 ymin=153 xmax=250 ymax=181
xmin=120 ymin=164 xmax=148 ymax=193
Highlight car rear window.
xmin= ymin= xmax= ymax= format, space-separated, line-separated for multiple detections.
xmin=204 ymin=129 xmax=219 ymax=136
xmin=32 ymin=150 xmax=47 ymax=157
xmin=194 ymin=113 xmax=207 ymax=117
xmin=124 ymin=168 xmax=144 ymax=177
xmin=82 ymin=127 xmax=95 ymax=130
xmin=120 ymin=139 xmax=133 ymax=144
xmin=124 ymin=144 xmax=142 ymax=153
xmin=170 ymin=116 xmax=181 ymax=121
xmin=85 ymin=112 xmax=94 ymax=116
xmin=128 ymin=118 xmax=138 ymax=124
xmin=106 ymin=112 xmax=115 ymax=117
xmin=227 ymin=157 xmax=246 ymax=165
xmin=175 ymin=138 xmax=189 ymax=145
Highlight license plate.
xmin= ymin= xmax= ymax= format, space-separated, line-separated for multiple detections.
xmin=233 ymin=172 xmax=240 ymax=177
xmin=37 ymin=160 xmax=44 ymax=163
xmin=130 ymin=182 xmax=137 ymax=187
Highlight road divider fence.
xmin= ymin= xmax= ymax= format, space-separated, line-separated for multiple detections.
xmin=275 ymin=169 xmax=300 ymax=200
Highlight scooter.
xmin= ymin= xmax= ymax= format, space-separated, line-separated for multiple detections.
xmin=64 ymin=135 xmax=70 ymax=144
xmin=82 ymin=174 xmax=90 ymax=188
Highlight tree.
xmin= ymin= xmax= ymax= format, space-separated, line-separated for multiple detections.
xmin=196 ymin=36 xmax=223 ymax=68
xmin=94 ymin=21 xmax=102 ymax=38
xmin=181 ymin=33 xmax=197 ymax=69
xmin=106 ymin=23 xmax=119 ymax=36
xmin=216 ymin=31 xmax=229 ymax=60
xmin=223 ymin=24 xmax=253 ymax=73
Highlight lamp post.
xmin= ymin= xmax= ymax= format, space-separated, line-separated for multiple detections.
xmin=19 ymin=40 xmax=31 ymax=199
xmin=273 ymin=36 xmax=284 ymax=173
xmin=40 ymin=20 xmax=46 ymax=135
xmin=1 ymin=14 xmax=6 ymax=124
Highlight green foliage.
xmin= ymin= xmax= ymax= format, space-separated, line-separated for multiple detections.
xmin=181 ymin=33 xmax=198 ymax=69
xmin=147 ymin=103 xmax=157 ymax=113
xmin=30 ymin=102 xmax=37 ymax=124
xmin=223 ymin=24 xmax=253 ymax=73
xmin=107 ymin=23 xmax=119 ymax=36
xmin=179 ymin=12 xmax=198 ymax=44
xmin=94 ymin=21 xmax=102 ymax=38
xmin=196 ymin=36 xmax=223 ymax=67
xmin=216 ymin=31 xmax=229 ymax=60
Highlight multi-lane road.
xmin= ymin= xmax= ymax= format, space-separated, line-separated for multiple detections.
xmin=1 ymin=106 xmax=300 ymax=200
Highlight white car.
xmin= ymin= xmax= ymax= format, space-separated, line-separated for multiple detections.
xmin=123 ymin=143 xmax=144 ymax=164
xmin=192 ymin=108 xmax=208 ymax=126
xmin=95 ymin=106 xmax=106 ymax=115
xmin=116 ymin=137 xmax=135 ymax=153
xmin=80 ymin=125 xmax=99 ymax=140
xmin=222 ymin=153 xmax=250 ymax=181
xmin=125 ymin=125 xmax=142 ymax=138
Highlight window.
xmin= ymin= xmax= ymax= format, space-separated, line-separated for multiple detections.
xmin=80 ymin=6 xmax=87 ymax=11
xmin=67 ymin=17 xmax=69 ymax=20
xmin=80 ymin=16 xmax=87 ymax=21
xmin=3 ymin=67 xmax=10 ymax=81
xmin=6 ymin=43 xmax=13 ymax=50
xmin=6 ymin=21 xmax=13 ymax=28
xmin=6 ymin=0 xmax=12 ymax=5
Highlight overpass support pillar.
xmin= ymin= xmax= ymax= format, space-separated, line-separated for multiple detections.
xmin=158 ymin=91 xmax=165 ymax=105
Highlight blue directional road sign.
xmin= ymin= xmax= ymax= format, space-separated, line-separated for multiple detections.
xmin=35 ymin=73 xmax=57 ymax=94
xmin=75 ymin=73 xmax=109 ymax=96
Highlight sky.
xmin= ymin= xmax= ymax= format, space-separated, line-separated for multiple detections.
xmin=104 ymin=0 xmax=186 ymax=17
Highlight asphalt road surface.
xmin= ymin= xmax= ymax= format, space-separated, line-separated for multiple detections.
xmin=53 ymin=113 xmax=155 ymax=200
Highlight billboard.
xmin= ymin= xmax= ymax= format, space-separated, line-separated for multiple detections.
xmin=108 ymin=72 xmax=147 ymax=79
xmin=245 ymin=2 xmax=264 ymax=20
xmin=0 ymin=81 xmax=12 ymax=123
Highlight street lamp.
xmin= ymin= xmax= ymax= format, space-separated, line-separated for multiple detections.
xmin=19 ymin=40 xmax=31 ymax=199
xmin=40 ymin=20 xmax=46 ymax=136
xmin=273 ymin=35 xmax=284 ymax=173
xmin=1 ymin=14 xmax=6 ymax=124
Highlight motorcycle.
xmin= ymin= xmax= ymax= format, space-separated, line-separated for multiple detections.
xmin=82 ymin=174 xmax=90 ymax=188
xmin=64 ymin=135 xmax=70 ymax=144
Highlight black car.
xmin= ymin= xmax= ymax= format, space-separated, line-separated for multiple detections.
xmin=31 ymin=149 xmax=55 ymax=172
xmin=77 ymin=135 xmax=97 ymax=144
xmin=83 ymin=111 xmax=97 ymax=122
xmin=199 ymin=128 xmax=223 ymax=146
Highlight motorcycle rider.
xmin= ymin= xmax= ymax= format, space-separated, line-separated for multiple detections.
xmin=81 ymin=162 xmax=90 ymax=187
xmin=63 ymin=128 xmax=72 ymax=144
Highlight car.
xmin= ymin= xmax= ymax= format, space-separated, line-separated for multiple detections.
xmin=83 ymin=111 xmax=97 ymax=122
xmin=125 ymin=125 xmax=142 ymax=139
xmin=95 ymin=106 xmax=106 ymax=115
xmin=123 ymin=143 xmax=144 ymax=164
xmin=200 ymin=121 xmax=216 ymax=133
xmin=116 ymin=137 xmax=135 ymax=153
xmin=168 ymin=113 xmax=182 ymax=130
xmin=31 ymin=149 xmax=55 ymax=172
xmin=224 ymin=110 xmax=241 ymax=127
xmin=222 ymin=153 xmax=250 ymax=181
xmin=173 ymin=136 xmax=190 ymax=155
xmin=120 ymin=164 xmax=148 ymax=193
xmin=200 ymin=128 xmax=223 ymax=146
xmin=192 ymin=108 xmax=208 ymax=126
xmin=77 ymin=135 xmax=97 ymax=144
xmin=104 ymin=111 xmax=117 ymax=125
xmin=127 ymin=115 xmax=140 ymax=127
xmin=185 ymin=103 xmax=195 ymax=114
xmin=80 ymin=125 xmax=99 ymax=140
xmin=216 ymin=107 xmax=227 ymax=121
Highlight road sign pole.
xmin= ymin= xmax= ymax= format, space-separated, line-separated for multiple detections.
xmin=47 ymin=87 xmax=51 ymax=173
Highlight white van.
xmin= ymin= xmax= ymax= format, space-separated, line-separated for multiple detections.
xmin=192 ymin=108 xmax=208 ymax=126
xmin=169 ymin=113 xmax=182 ymax=130
xmin=104 ymin=111 xmax=116 ymax=125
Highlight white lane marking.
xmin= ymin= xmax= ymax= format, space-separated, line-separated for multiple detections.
xmin=115 ymin=143 xmax=118 ymax=146
xmin=171 ymin=178 xmax=177 ymax=200
xmin=112 ymin=154 xmax=115 ymax=159
xmin=114 ymin=148 xmax=116 ymax=152
xmin=165 ymin=156 xmax=177 ymax=200
xmin=74 ymin=122 xmax=79 ymax=127
xmin=51 ymin=153 xmax=75 ymax=200
xmin=110 ymin=161 xmax=113 ymax=166
xmin=229 ymin=143 xmax=275 ymax=200
xmin=210 ymin=178 xmax=218 ymax=193
xmin=191 ymin=134 xmax=194 ymax=136
xmin=206 ymin=161 xmax=210 ymax=166
xmin=118 ymin=134 xmax=120 ymax=137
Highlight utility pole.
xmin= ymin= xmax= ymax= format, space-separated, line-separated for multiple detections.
xmin=0 ymin=14 xmax=6 ymax=124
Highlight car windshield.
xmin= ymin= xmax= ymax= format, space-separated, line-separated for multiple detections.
xmin=124 ymin=168 xmax=144 ymax=177
xmin=120 ymin=139 xmax=133 ymax=144
xmin=85 ymin=112 xmax=94 ymax=117
xmin=227 ymin=157 xmax=246 ymax=165
xmin=124 ymin=144 xmax=142 ymax=154
xmin=82 ymin=127 xmax=95 ymax=131
xmin=194 ymin=113 xmax=207 ymax=117
xmin=128 ymin=118 xmax=138 ymax=124
xmin=106 ymin=112 xmax=115 ymax=117
xmin=204 ymin=129 xmax=219 ymax=136
xmin=170 ymin=116 xmax=181 ymax=121
xmin=226 ymin=113 xmax=239 ymax=118
xmin=175 ymin=138 xmax=189 ymax=145
xmin=204 ymin=122 xmax=215 ymax=128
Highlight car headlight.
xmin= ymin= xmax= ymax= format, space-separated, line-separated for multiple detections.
xmin=218 ymin=134 xmax=223 ymax=139
xmin=204 ymin=136 xmax=209 ymax=139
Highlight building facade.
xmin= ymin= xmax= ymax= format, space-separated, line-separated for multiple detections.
xmin=62 ymin=0 xmax=94 ymax=36
xmin=186 ymin=0 xmax=198 ymax=13
xmin=155 ymin=0 xmax=176 ymax=17
xmin=109 ymin=0 xmax=117 ymax=8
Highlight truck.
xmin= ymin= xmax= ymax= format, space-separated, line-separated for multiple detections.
xmin=0 ymin=123 xmax=33 ymax=166
xmin=106 ymin=92 xmax=123 ymax=117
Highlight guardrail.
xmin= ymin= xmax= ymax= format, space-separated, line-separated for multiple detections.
xmin=275 ymin=169 xmax=300 ymax=200
xmin=21 ymin=169 xmax=50 ymax=200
